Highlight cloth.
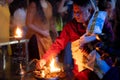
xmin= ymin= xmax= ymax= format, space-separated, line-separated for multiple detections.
xmin=36 ymin=34 xmax=52 ymax=58
xmin=28 ymin=35 xmax=39 ymax=61
xmin=73 ymin=69 xmax=100 ymax=80
xmin=64 ymin=42 xmax=73 ymax=70
xmin=55 ymin=16 xmax=63 ymax=32
xmin=102 ymin=67 xmax=120 ymax=80
xmin=0 ymin=4 xmax=10 ymax=42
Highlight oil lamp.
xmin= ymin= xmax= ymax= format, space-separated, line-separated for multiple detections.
xmin=14 ymin=27 xmax=23 ymax=40
xmin=14 ymin=27 xmax=26 ymax=76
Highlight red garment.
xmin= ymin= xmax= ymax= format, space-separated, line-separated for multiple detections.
xmin=42 ymin=19 xmax=113 ymax=80
xmin=73 ymin=64 xmax=100 ymax=80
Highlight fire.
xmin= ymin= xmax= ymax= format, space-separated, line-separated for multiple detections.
xmin=14 ymin=27 xmax=22 ymax=38
xmin=34 ymin=57 xmax=64 ymax=78
xmin=49 ymin=58 xmax=61 ymax=73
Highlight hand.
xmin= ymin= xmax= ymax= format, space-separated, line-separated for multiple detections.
xmin=79 ymin=34 xmax=96 ymax=48
xmin=36 ymin=59 xmax=46 ymax=70
xmin=101 ymin=52 xmax=110 ymax=60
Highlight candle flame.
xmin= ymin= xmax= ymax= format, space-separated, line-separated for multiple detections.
xmin=15 ymin=27 xmax=22 ymax=38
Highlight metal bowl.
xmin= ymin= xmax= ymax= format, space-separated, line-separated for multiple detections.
xmin=33 ymin=71 xmax=66 ymax=80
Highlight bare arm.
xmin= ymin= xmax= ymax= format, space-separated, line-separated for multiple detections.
xmin=58 ymin=0 xmax=68 ymax=14
xmin=48 ymin=2 xmax=58 ymax=40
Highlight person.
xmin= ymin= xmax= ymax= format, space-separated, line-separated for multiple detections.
xmin=0 ymin=0 xmax=13 ymax=42
xmin=50 ymin=0 xmax=74 ymax=70
xmin=36 ymin=0 xmax=114 ymax=80
xmin=58 ymin=0 xmax=73 ymax=24
xmin=97 ymin=0 xmax=116 ymax=28
xmin=57 ymin=0 xmax=74 ymax=68
xmin=26 ymin=0 xmax=58 ymax=61
xmin=98 ymin=0 xmax=120 ymax=79
xmin=0 ymin=0 xmax=13 ymax=56
xmin=0 ymin=0 xmax=13 ymax=79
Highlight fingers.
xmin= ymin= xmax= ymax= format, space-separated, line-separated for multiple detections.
xmin=36 ymin=60 xmax=41 ymax=70
xmin=36 ymin=59 xmax=46 ymax=70
xmin=40 ymin=59 xmax=46 ymax=68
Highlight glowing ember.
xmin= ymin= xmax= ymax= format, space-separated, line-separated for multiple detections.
xmin=14 ymin=27 xmax=22 ymax=38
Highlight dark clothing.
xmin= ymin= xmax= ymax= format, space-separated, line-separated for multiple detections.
xmin=74 ymin=69 xmax=100 ymax=80
xmin=28 ymin=35 xmax=39 ymax=61
xmin=102 ymin=67 xmax=120 ymax=80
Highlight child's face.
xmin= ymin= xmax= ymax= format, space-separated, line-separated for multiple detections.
xmin=73 ymin=4 xmax=90 ymax=23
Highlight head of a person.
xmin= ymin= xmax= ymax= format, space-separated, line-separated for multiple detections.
xmin=6 ymin=0 xmax=13 ymax=4
xmin=0 ymin=0 xmax=13 ymax=4
xmin=98 ymin=0 xmax=115 ymax=19
xmin=73 ymin=0 xmax=91 ymax=23
xmin=98 ymin=0 xmax=115 ymax=12
xmin=29 ymin=0 xmax=47 ymax=23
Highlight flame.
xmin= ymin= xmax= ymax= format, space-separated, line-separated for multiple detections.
xmin=41 ymin=70 xmax=46 ymax=77
xmin=49 ymin=58 xmax=61 ymax=73
xmin=14 ymin=27 xmax=22 ymax=38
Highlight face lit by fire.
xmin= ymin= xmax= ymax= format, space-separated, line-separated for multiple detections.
xmin=73 ymin=4 xmax=90 ymax=23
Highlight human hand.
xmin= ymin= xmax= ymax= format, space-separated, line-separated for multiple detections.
xmin=36 ymin=59 xmax=46 ymax=70
xmin=79 ymin=34 xmax=96 ymax=48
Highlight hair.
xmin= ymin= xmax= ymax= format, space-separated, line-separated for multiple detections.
xmin=73 ymin=0 xmax=90 ymax=7
xmin=115 ymin=0 xmax=120 ymax=22
xmin=29 ymin=0 xmax=47 ymax=23
xmin=98 ymin=0 xmax=113 ymax=11
xmin=98 ymin=0 xmax=107 ymax=11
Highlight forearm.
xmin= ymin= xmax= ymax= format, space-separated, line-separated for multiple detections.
xmin=58 ymin=0 xmax=68 ymax=13
xmin=28 ymin=24 xmax=49 ymax=37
